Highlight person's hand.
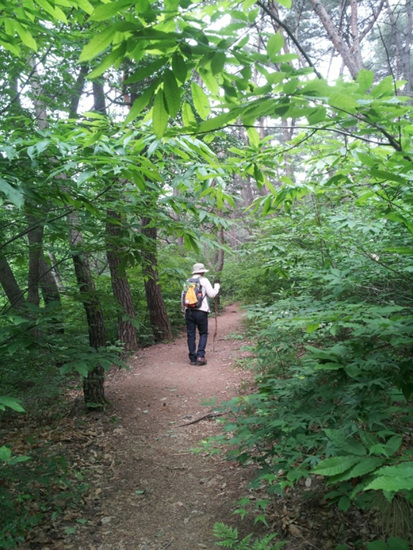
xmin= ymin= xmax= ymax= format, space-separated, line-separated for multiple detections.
xmin=214 ymin=278 xmax=220 ymax=284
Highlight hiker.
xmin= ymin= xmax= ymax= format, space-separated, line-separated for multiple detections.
xmin=183 ymin=263 xmax=220 ymax=366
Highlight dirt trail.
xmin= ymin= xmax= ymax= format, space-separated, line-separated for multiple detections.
xmin=66 ymin=303 xmax=260 ymax=550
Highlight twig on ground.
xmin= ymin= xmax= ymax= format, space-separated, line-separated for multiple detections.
xmin=179 ymin=410 xmax=226 ymax=427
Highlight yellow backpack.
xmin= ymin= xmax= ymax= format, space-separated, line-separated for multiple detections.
xmin=182 ymin=277 xmax=203 ymax=308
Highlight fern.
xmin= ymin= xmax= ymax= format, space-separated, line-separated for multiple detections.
xmin=213 ymin=522 xmax=287 ymax=549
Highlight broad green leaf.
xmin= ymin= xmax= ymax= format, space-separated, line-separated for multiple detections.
xmin=199 ymin=70 xmax=219 ymax=95
xmin=163 ymin=70 xmax=180 ymax=119
xmin=357 ymin=69 xmax=374 ymax=91
xmin=36 ymin=0 xmax=67 ymax=22
xmin=276 ymin=0 xmax=291 ymax=7
xmin=328 ymin=93 xmax=358 ymax=112
xmin=0 ymin=178 xmax=24 ymax=208
xmin=75 ymin=0 xmax=94 ymax=14
xmin=344 ymin=457 xmax=383 ymax=479
xmin=182 ymin=101 xmax=196 ymax=126
xmin=324 ymin=429 xmax=366 ymax=456
xmin=365 ymin=476 xmax=413 ymax=492
xmin=13 ymin=21 xmax=37 ymax=51
xmin=126 ymin=59 xmax=168 ymax=84
xmin=0 ymin=446 xmax=12 ymax=461
xmin=267 ymin=32 xmax=283 ymax=60
xmin=0 ymin=396 xmax=25 ymax=412
xmin=125 ymin=82 xmax=157 ymax=124
xmin=90 ymin=0 xmax=134 ymax=21
xmin=307 ymin=106 xmax=327 ymax=124
xmin=172 ymin=53 xmax=188 ymax=83
xmin=312 ymin=456 xmax=361 ymax=476
xmin=306 ymin=322 xmax=320 ymax=333
xmin=152 ymin=89 xmax=169 ymax=138
xmin=384 ymin=247 xmax=413 ymax=255
xmin=191 ymin=82 xmax=210 ymax=120
xmin=79 ymin=27 xmax=115 ymax=62
xmin=366 ymin=542 xmax=387 ymax=550
xmin=210 ymin=52 xmax=226 ymax=75
xmin=246 ymin=127 xmax=260 ymax=148
xmin=370 ymin=76 xmax=394 ymax=98
xmin=88 ymin=46 xmax=126 ymax=79
xmin=371 ymin=462 xmax=413 ymax=478
xmin=197 ymin=111 xmax=237 ymax=133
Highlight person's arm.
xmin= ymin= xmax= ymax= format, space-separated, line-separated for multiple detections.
xmin=201 ymin=276 xmax=220 ymax=298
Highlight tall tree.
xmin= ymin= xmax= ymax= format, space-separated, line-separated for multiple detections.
xmin=141 ymin=217 xmax=173 ymax=342
xmin=92 ymin=79 xmax=139 ymax=351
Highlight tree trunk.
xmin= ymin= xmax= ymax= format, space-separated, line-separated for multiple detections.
xmin=26 ymin=212 xmax=44 ymax=307
xmin=308 ymin=0 xmax=363 ymax=79
xmin=0 ymin=255 xmax=25 ymax=311
xmin=141 ymin=218 xmax=173 ymax=342
xmin=69 ymin=211 xmax=107 ymax=408
xmin=106 ymin=208 xmax=138 ymax=351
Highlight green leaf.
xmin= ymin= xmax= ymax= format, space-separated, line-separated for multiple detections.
xmin=246 ymin=127 xmax=260 ymax=148
xmin=75 ymin=0 xmax=94 ymax=14
xmin=339 ymin=457 xmax=384 ymax=481
xmin=324 ymin=429 xmax=366 ymax=456
xmin=0 ymin=446 xmax=12 ymax=461
xmin=357 ymin=69 xmax=374 ymax=91
xmin=88 ymin=46 xmax=126 ymax=79
xmin=366 ymin=542 xmax=387 ymax=550
xmin=365 ymin=462 xmax=413 ymax=491
xmin=182 ymin=101 xmax=196 ymax=127
xmin=306 ymin=106 xmax=327 ymax=124
xmin=328 ymin=93 xmax=358 ymax=112
xmin=210 ymin=52 xmax=226 ymax=75
xmin=125 ymin=58 xmax=167 ymax=84
xmin=152 ymin=89 xmax=169 ymax=138
xmin=191 ymin=82 xmax=210 ymax=119
xmin=370 ymin=76 xmax=394 ymax=98
xmin=0 ymin=396 xmax=25 ymax=412
xmin=197 ymin=111 xmax=237 ymax=132
xmin=384 ymin=247 xmax=413 ymax=255
xmin=79 ymin=27 xmax=115 ymax=62
xmin=125 ymin=82 xmax=157 ymax=124
xmin=306 ymin=322 xmax=320 ymax=333
xmin=267 ymin=32 xmax=284 ymax=60
xmin=89 ymin=0 xmax=134 ymax=21
xmin=0 ymin=178 xmax=24 ymax=208
xmin=172 ymin=53 xmax=188 ymax=83
xmin=163 ymin=70 xmax=181 ymax=119
xmin=36 ymin=0 xmax=67 ymax=22
xmin=365 ymin=476 xmax=413 ymax=492
xmin=13 ymin=21 xmax=37 ymax=51
xmin=312 ymin=456 xmax=361 ymax=477
xmin=199 ymin=70 xmax=219 ymax=95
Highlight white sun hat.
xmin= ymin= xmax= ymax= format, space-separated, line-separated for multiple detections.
xmin=192 ymin=263 xmax=209 ymax=274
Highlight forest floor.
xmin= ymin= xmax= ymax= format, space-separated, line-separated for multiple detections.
xmin=9 ymin=303 xmax=381 ymax=550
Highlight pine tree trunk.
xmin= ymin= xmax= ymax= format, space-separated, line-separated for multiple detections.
xmin=106 ymin=209 xmax=138 ymax=351
xmin=69 ymin=211 xmax=107 ymax=409
xmin=141 ymin=218 xmax=173 ymax=342
xmin=0 ymin=255 xmax=25 ymax=311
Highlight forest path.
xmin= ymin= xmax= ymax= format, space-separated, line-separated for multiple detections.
xmin=67 ymin=303 xmax=261 ymax=550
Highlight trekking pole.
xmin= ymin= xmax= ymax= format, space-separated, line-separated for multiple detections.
xmin=212 ymin=295 xmax=218 ymax=352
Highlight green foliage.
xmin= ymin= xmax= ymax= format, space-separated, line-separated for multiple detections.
xmin=213 ymin=523 xmax=286 ymax=549
xmin=0 ymin=447 xmax=86 ymax=549
xmin=210 ymin=164 xmax=413 ymax=542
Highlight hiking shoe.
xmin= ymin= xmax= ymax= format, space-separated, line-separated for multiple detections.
xmin=196 ymin=357 xmax=207 ymax=366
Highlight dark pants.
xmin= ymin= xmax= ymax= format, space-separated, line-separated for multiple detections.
xmin=185 ymin=309 xmax=208 ymax=362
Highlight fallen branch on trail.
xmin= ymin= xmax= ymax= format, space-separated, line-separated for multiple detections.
xmin=179 ymin=410 xmax=226 ymax=427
